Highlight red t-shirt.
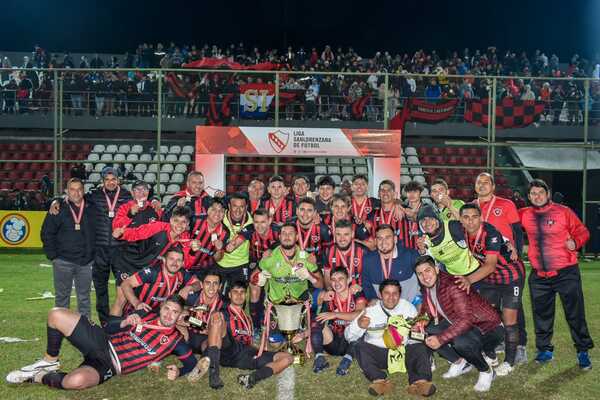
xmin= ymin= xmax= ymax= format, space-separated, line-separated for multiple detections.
xmin=474 ymin=196 xmax=519 ymax=244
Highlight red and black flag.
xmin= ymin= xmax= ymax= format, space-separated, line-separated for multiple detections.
xmin=464 ymin=98 xmax=545 ymax=129
xmin=351 ymin=94 xmax=372 ymax=120
xmin=390 ymin=98 xmax=459 ymax=130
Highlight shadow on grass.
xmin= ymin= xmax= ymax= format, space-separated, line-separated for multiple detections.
xmin=534 ymin=365 xmax=585 ymax=396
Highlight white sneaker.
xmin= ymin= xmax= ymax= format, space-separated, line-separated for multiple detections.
xmin=443 ymin=358 xmax=473 ymax=379
xmin=495 ymin=361 xmax=514 ymax=376
xmin=20 ymin=358 xmax=60 ymax=373
xmin=484 ymin=353 xmax=499 ymax=367
xmin=474 ymin=369 xmax=495 ymax=392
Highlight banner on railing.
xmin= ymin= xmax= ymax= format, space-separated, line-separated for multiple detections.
xmin=390 ymin=98 xmax=459 ymax=130
xmin=239 ymin=83 xmax=299 ymax=119
xmin=0 ymin=211 xmax=45 ymax=248
xmin=464 ymin=98 xmax=545 ymax=129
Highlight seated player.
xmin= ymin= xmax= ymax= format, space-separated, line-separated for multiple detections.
xmin=6 ymin=295 xmax=203 ymax=389
xmin=261 ymin=175 xmax=296 ymax=225
xmin=116 ymin=246 xmax=200 ymax=316
xmin=203 ymin=281 xmax=294 ymax=389
xmin=226 ymin=207 xmax=281 ymax=331
xmin=180 ymin=269 xmax=224 ymax=355
xmin=187 ymin=198 xmax=230 ymax=274
xmin=322 ymin=219 xmax=367 ymax=291
xmin=312 ymin=267 xmax=366 ymax=375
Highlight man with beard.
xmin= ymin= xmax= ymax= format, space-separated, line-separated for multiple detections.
xmin=118 ymin=247 xmax=200 ymax=316
xmin=520 ymin=179 xmax=593 ymax=370
xmin=260 ymin=175 xmax=295 ymax=226
xmin=312 ymin=267 xmax=366 ymax=375
xmin=187 ymin=198 xmax=230 ymax=274
xmin=110 ymin=207 xmax=192 ymax=315
xmin=289 ymin=197 xmax=332 ymax=265
xmin=6 ymin=295 xmax=201 ymax=389
xmin=202 ymin=281 xmax=294 ymax=390
xmin=49 ymin=167 xmax=133 ymax=325
xmin=458 ymin=203 xmax=526 ymax=375
xmin=361 ymin=224 xmax=421 ymax=305
xmin=322 ymin=219 xmax=367 ymax=291
xmin=163 ymin=171 xmax=213 ymax=232
xmin=217 ymin=193 xmax=253 ymax=289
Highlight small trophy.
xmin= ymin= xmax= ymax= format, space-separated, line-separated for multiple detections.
xmin=186 ymin=304 xmax=210 ymax=331
xmin=407 ymin=314 xmax=430 ymax=342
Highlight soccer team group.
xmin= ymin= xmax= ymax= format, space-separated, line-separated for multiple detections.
xmin=5 ymin=166 xmax=595 ymax=397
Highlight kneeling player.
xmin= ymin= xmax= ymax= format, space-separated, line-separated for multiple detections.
xmin=204 ymin=281 xmax=294 ymax=390
xmin=312 ymin=267 xmax=366 ymax=375
xmin=6 ymin=295 xmax=202 ymax=389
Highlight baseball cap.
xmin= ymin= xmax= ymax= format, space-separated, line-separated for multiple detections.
xmin=132 ymin=180 xmax=149 ymax=190
xmin=101 ymin=166 xmax=119 ymax=178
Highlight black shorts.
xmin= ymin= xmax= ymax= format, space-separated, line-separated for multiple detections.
xmin=478 ymin=278 xmax=524 ymax=310
xmin=216 ymin=264 xmax=249 ymax=293
xmin=220 ymin=332 xmax=275 ymax=369
xmin=188 ymin=332 xmax=209 ymax=354
xmin=324 ymin=332 xmax=350 ymax=356
xmin=67 ymin=317 xmax=116 ymax=384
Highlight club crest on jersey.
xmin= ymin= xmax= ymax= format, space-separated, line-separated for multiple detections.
xmin=546 ymin=219 xmax=555 ymax=226
xmin=493 ymin=208 xmax=502 ymax=217
xmin=160 ymin=335 xmax=169 ymax=345
xmin=353 ymin=258 xmax=360 ymax=266
xmin=365 ymin=206 xmax=372 ymax=214
xmin=311 ymin=235 xmax=319 ymax=242
xmin=121 ymin=273 xmax=130 ymax=281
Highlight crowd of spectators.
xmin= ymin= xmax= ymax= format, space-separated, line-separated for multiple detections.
xmin=0 ymin=43 xmax=599 ymax=123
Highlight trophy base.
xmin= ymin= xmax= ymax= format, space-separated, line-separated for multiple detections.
xmin=282 ymin=330 xmax=306 ymax=366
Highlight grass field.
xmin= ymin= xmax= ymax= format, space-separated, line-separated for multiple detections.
xmin=0 ymin=251 xmax=599 ymax=400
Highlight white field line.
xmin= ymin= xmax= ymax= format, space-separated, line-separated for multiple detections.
xmin=277 ymin=366 xmax=295 ymax=400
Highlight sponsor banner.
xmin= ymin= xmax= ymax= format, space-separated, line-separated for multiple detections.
xmin=195 ymin=126 xmax=401 ymax=158
xmin=0 ymin=211 xmax=46 ymax=248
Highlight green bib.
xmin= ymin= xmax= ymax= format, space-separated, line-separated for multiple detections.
xmin=427 ymin=220 xmax=479 ymax=276
xmin=218 ymin=213 xmax=253 ymax=268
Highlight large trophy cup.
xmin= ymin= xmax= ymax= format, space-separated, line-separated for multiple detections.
xmin=272 ymin=299 xmax=308 ymax=365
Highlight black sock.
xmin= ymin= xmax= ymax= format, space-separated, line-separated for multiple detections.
xmin=41 ymin=372 xmax=67 ymax=389
xmin=252 ymin=366 xmax=273 ymax=383
xmin=505 ymin=324 xmax=519 ymax=365
xmin=46 ymin=326 xmax=63 ymax=358
xmin=250 ymin=301 xmax=264 ymax=331
xmin=205 ymin=346 xmax=223 ymax=388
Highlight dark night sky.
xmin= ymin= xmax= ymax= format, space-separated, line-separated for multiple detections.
xmin=0 ymin=0 xmax=596 ymax=60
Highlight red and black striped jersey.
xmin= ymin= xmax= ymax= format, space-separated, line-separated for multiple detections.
xmin=260 ymin=197 xmax=296 ymax=225
xmin=329 ymin=218 xmax=371 ymax=242
xmin=185 ymin=291 xmax=224 ymax=331
xmin=315 ymin=197 xmax=333 ymax=226
xmin=323 ymin=292 xmax=364 ymax=336
xmin=108 ymin=313 xmax=191 ymax=375
xmin=239 ymin=223 xmax=281 ymax=262
xmin=323 ymin=242 xmax=366 ymax=286
xmin=290 ymin=217 xmax=332 ymax=260
xmin=128 ymin=266 xmax=198 ymax=312
xmin=224 ymin=305 xmax=253 ymax=346
xmin=467 ymin=222 xmax=525 ymax=285
xmin=187 ymin=216 xmax=230 ymax=270
xmin=163 ymin=190 xmax=213 ymax=234
xmin=350 ymin=196 xmax=380 ymax=224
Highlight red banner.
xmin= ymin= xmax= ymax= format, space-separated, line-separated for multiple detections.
xmin=183 ymin=58 xmax=283 ymax=70
xmin=464 ymin=98 xmax=545 ymax=129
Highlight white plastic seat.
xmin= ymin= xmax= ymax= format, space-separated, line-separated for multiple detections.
xmin=182 ymin=145 xmax=194 ymax=154
xmin=83 ymin=163 xmax=93 ymax=172
xmin=162 ymin=195 xmax=173 ymax=204
xmin=105 ymin=144 xmax=118 ymax=154
xmin=165 ymin=154 xmax=178 ymax=162
xmin=147 ymin=164 xmax=159 ymax=173
xmin=401 ymin=156 xmax=407 ymax=165
xmin=169 ymin=145 xmax=181 ymax=154
xmin=167 ymin=184 xmax=180 ymax=194
xmin=330 ymin=175 xmax=341 ymax=185
xmin=131 ymin=145 xmax=143 ymax=154
xmin=315 ymin=157 xmax=327 ymax=164
xmin=134 ymin=164 xmax=147 ymax=173
xmin=159 ymin=145 xmax=169 ymax=154
xmin=353 ymin=158 xmax=367 ymax=165
xmin=401 ymin=167 xmax=409 ymax=175
xmin=118 ymin=145 xmax=131 ymax=153
xmin=124 ymin=163 xmax=134 ymax=172
xmin=113 ymin=153 xmax=126 ymax=162
xmin=94 ymin=163 xmax=106 ymax=172
xmin=315 ymin=165 xmax=327 ymax=174
xmin=126 ymin=154 xmax=138 ymax=161
xmin=133 ymin=172 xmax=143 ymax=180
xmin=174 ymin=164 xmax=188 ymax=173
xmin=143 ymin=173 xmax=156 ymax=183
xmin=84 ymin=183 xmax=94 ymax=193
xmin=341 ymin=166 xmax=354 ymax=175
xmin=161 ymin=164 xmax=174 ymax=173
xmin=355 ymin=166 xmax=368 ymax=174
xmin=159 ymin=173 xmax=170 ymax=182
xmin=327 ymin=166 xmax=341 ymax=175
xmin=171 ymin=173 xmax=184 ymax=183
xmin=100 ymin=153 xmax=113 ymax=162
xmin=407 ymin=156 xmax=420 ymax=165
xmin=153 ymin=184 xmax=166 ymax=194
xmin=421 ymin=188 xmax=430 ymax=197
xmin=400 ymin=175 xmax=411 ymax=185
xmin=140 ymin=154 xmax=152 ymax=162
xmin=410 ymin=167 xmax=423 ymax=175
xmin=340 ymin=158 xmax=353 ymax=165
xmin=413 ymin=175 xmax=426 ymax=185
xmin=87 ymin=153 xmax=100 ymax=162
xmin=152 ymin=154 xmax=165 ymax=161
xmin=405 ymin=147 xmax=418 ymax=156
xmin=92 ymin=144 xmax=105 ymax=153
xmin=179 ymin=154 xmax=192 ymax=163
xmin=327 ymin=158 xmax=340 ymax=164
xmin=88 ymin=173 xmax=101 ymax=183
xmin=314 ymin=175 xmax=324 ymax=185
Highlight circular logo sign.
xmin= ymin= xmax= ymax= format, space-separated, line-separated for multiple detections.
xmin=0 ymin=213 xmax=30 ymax=245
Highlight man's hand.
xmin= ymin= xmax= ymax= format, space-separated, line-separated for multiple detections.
xmin=49 ymin=200 xmax=60 ymax=215
xmin=411 ymin=319 xmax=428 ymax=333
xmin=213 ymin=190 xmax=225 ymax=198
xmin=350 ymin=284 xmax=362 ymax=295
xmin=112 ymin=227 xmax=125 ymax=239
xmin=176 ymin=197 xmax=187 ymax=207
xmin=566 ymin=238 xmax=577 ymax=251
xmin=322 ymin=290 xmax=335 ymax=302
xmin=130 ymin=203 xmax=140 ymax=215
xmin=505 ymin=242 xmax=519 ymax=261
xmin=135 ymin=302 xmax=152 ymax=312
xmin=415 ymin=236 xmax=427 ymax=254
xmin=316 ymin=312 xmax=337 ymax=323
xmin=177 ymin=310 xmax=190 ymax=327
xmin=213 ymin=239 xmax=223 ymax=251
xmin=437 ymin=193 xmax=451 ymax=208
xmin=178 ymin=286 xmax=193 ymax=300
xmin=190 ymin=240 xmax=200 ymax=252
xmin=393 ymin=203 xmax=406 ymax=221
xmin=454 ymin=275 xmax=471 ymax=293
xmin=256 ymin=270 xmax=271 ymax=287
xmin=124 ymin=313 xmax=142 ymax=327
xmin=166 ymin=364 xmax=180 ymax=381
xmin=357 ymin=313 xmax=371 ymax=329
xmin=225 ymin=241 xmax=236 ymax=253
xmin=307 ymin=253 xmax=317 ymax=264
xmin=151 ymin=199 xmax=162 ymax=213
xmin=425 ymin=335 xmax=441 ymax=350
xmin=294 ymin=265 xmax=313 ymax=282
xmin=262 ymin=249 xmax=272 ymax=259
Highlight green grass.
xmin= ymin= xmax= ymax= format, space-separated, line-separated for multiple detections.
xmin=0 ymin=251 xmax=599 ymax=400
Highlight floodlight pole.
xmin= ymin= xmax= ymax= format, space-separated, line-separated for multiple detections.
xmin=58 ymin=76 xmax=64 ymax=192
xmin=52 ymin=69 xmax=59 ymax=197
xmin=156 ymin=70 xmax=163 ymax=195
xmin=490 ymin=78 xmax=497 ymax=176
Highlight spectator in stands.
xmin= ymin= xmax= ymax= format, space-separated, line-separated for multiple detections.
xmin=550 ymin=84 xmax=565 ymax=125
xmin=521 ymin=85 xmax=535 ymax=101
xmin=90 ymin=54 xmax=104 ymax=68
xmin=424 ymin=78 xmax=441 ymax=102
xmin=305 ymin=79 xmax=319 ymax=120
